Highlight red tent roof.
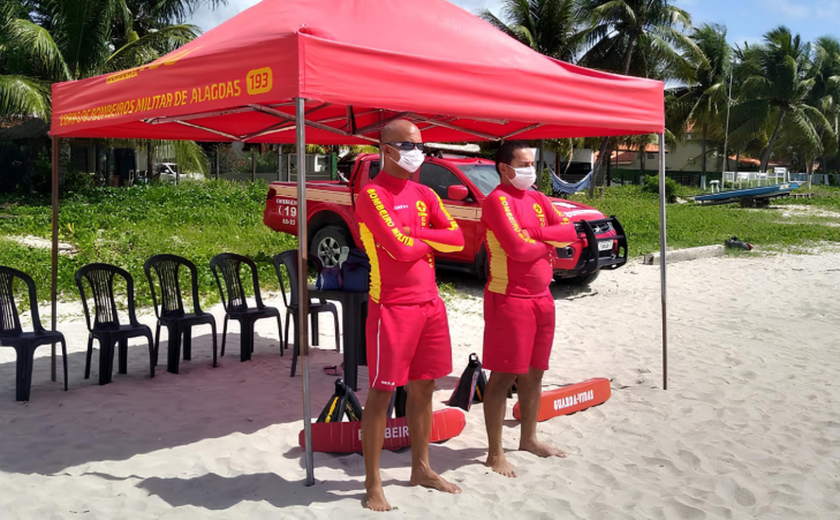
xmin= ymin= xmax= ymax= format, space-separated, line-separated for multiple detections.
xmin=50 ymin=0 xmax=664 ymax=143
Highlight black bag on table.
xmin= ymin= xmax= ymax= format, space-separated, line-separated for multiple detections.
xmin=317 ymin=379 xmax=363 ymax=423
xmin=448 ymin=353 xmax=487 ymax=412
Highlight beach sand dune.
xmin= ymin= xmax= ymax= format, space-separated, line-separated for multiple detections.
xmin=1 ymin=251 xmax=839 ymax=519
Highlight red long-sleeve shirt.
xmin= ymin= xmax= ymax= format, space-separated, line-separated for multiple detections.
xmin=482 ymin=184 xmax=578 ymax=297
xmin=355 ymin=172 xmax=464 ymax=304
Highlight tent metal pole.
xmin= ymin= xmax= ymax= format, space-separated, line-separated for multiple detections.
xmin=50 ymin=136 xmax=60 ymax=381
xmin=657 ymin=132 xmax=668 ymax=390
xmin=538 ymin=140 xmax=546 ymax=189
xmin=296 ymin=97 xmax=315 ymax=486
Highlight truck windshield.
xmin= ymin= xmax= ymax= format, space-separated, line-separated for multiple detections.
xmin=457 ymin=164 xmax=500 ymax=196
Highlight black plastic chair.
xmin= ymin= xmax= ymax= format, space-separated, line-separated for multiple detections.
xmin=273 ymin=251 xmax=340 ymax=377
xmin=210 ymin=253 xmax=283 ymax=362
xmin=0 ymin=267 xmax=68 ymax=401
xmin=144 ymin=255 xmax=218 ymax=374
xmin=75 ymin=263 xmax=155 ymax=385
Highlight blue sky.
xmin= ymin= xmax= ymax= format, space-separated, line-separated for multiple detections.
xmin=188 ymin=0 xmax=840 ymax=47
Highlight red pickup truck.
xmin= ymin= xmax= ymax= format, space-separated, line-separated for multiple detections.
xmin=263 ymin=154 xmax=627 ymax=286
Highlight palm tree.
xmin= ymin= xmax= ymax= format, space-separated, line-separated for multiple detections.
xmin=732 ymin=27 xmax=830 ymax=172
xmin=577 ymin=0 xmax=699 ymax=195
xmin=479 ymin=0 xmax=582 ymax=62
xmin=807 ymin=36 xmax=840 ymax=172
xmin=0 ymin=0 xmax=222 ymax=119
xmin=667 ymin=23 xmax=731 ymax=176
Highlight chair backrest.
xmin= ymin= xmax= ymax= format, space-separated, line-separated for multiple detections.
xmin=209 ymin=253 xmax=263 ymax=312
xmin=273 ymin=251 xmax=297 ymax=308
xmin=272 ymin=251 xmax=321 ymax=309
xmin=75 ymin=263 xmax=137 ymax=331
xmin=0 ymin=266 xmax=43 ymax=336
xmin=144 ymin=254 xmax=201 ymax=319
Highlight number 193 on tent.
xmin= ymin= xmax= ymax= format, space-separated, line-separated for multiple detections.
xmin=247 ymin=68 xmax=273 ymax=95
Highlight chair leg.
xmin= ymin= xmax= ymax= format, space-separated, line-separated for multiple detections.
xmin=145 ymin=331 xmax=155 ymax=378
xmin=14 ymin=346 xmax=35 ymax=402
xmin=84 ymin=336 xmax=94 ymax=380
xmin=118 ymin=339 xmax=128 ymax=375
xmin=183 ymin=326 xmax=192 ymax=361
xmin=284 ymin=310 xmax=292 ymax=353
xmin=276 ymin=314 xmax=284 ymax=356
xmin=61 ymin=338 xmax=69 ymax=391
xmin=239 ymin=318 xmax=254 ymax=362
xmin=333 ymin=310 xmax=340 ymax=353
xmin=290 ymin=338 xmax=300 ymax=377
xmin=210 ymin=320 xmax=218 ymax=368
xmin=311 ymin=312 xmax=320 ymax=346
xmin=221 ymin=315 xmax=229 ymax=357
xmin=167 ymin=323 xmax=181 ymax=375
xmin=99 ymin=339 xmax=115 ymax=385
xmin=154 ymin=322 xmax=161 ymax=366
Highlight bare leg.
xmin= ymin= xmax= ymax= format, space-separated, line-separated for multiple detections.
xmin=517 ymin=368 xmax=566 ymax=458
xmin=483 ymin=371 xmax=519 ymax=477
xmin=362 ymin=388 xmax=395 ymax=512
xmin=407 ymin=379 xmax=462 ymax=494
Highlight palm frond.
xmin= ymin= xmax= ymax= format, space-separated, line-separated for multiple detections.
xmin=0 ymin=74 xmax=50 ymax=118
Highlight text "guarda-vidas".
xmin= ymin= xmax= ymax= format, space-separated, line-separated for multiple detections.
xmin=554 ymin=390 xmax=594 ymax=411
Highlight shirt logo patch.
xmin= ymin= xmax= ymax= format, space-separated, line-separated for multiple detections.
xmin=416 ymin=201 xmax=427 ymax=212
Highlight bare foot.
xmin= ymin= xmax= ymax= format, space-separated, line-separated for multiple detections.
xmin=485 ymin=452 xmax=517 ymax=478
xmin=409 ymin=466 xmax=462 ymax=494
xmin=364 ymin=482 xmax=392 ymax=512
xmin=520 ymin=440 xmax=567 ymax=458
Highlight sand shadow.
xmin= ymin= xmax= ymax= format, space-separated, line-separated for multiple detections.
xmin=283 ymin=444 xmax=485 ymax=478
xmin=133 ymin=472 xmax=378 ymax=509
xmin=0 ymin=330 xmax=347 ymax=476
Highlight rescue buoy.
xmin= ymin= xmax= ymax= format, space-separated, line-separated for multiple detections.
xmin=299 ymin=379 xmax=465 ymax=453
xmin=512 ymin=378 xmax=610 ymax=422
xmin=300 ymin=407 xmax=466 ymax=454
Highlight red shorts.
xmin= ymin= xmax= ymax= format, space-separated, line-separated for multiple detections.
xmin=366 ymin=297 xmax=453 ymax=391
xmin=483 ymin=292 xmax=555 ymax=374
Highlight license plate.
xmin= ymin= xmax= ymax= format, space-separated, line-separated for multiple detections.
xmin=598 ymin=240 xmax=613 ymax=252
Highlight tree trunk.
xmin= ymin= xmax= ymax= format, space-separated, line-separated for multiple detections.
xmin=252 ymin=148 xmax=256 ymax=182
xmin=591 ymin=138 xmax=611 ymax=197
xmin=735 ymin=149 xmax=740 ymax=174
xmin=563 ymin=138 xmax=574 ymax=175
xmin=701 ymin=124 xmax=708 ymax=176
xmin=760 ymin=109 xmax=786 ymax=172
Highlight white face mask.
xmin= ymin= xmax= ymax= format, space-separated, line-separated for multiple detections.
xmin=510 ymin=166 xmax=537 ymax=190
xmin=389 ymin=147 xmax=425 ymax=173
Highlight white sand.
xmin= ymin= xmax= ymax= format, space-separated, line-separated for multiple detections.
xmin=2 ymin=251 xmax=840 ymax=519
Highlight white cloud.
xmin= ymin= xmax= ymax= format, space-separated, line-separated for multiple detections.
xmin=762 ymin=0 xmax=811 ymax=18
xmin=816 ymin=0 xmax=840 ymax=20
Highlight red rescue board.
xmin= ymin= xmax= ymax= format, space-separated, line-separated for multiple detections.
xmin=299 ymin=408 xmax=466 ymax=454
xmin=512 ymin=378 xmax=610 ymax=422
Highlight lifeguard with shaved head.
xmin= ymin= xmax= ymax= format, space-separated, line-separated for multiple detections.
xmin=354 ymin=119 xmax=465 ymax=511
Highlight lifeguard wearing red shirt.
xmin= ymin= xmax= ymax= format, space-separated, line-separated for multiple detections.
xmin=480 ymin=141 xmax=573 ymax=480
xmin=354 ymin=119 xmax=464 ymax=512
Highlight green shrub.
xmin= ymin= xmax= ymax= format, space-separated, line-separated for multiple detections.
xmin=642 ymin=175 xmax=680 ymax=203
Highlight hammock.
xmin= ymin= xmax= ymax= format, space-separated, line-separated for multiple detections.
xmin=550 ymin=168 xmax=592 ymax=196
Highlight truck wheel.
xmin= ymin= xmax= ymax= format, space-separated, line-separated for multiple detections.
xmin=554 ymin=270 xmax=600 ymax=287
xmin=311 ymin=225 xmax=351 ymax=268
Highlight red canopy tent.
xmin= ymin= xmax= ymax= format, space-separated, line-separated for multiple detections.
xmin=49 ymin=0 xmax=670 ymax=485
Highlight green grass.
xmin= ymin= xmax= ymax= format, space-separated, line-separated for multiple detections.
xmin=571 ymin=185 xmax=840 ymax=257
xmin=2 ymin=182 xmax=838 ymax=308
xmin=0 ymin=181 xmax=296 ymax=307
